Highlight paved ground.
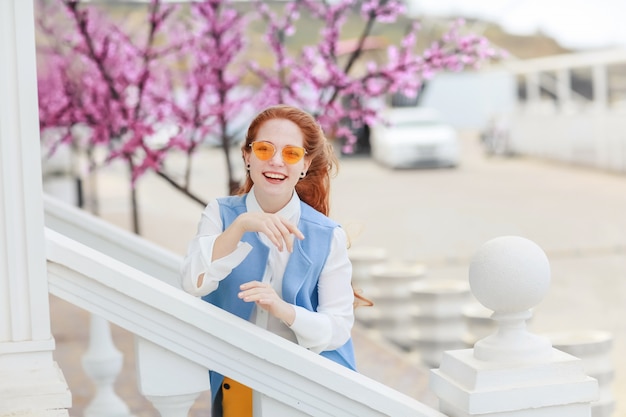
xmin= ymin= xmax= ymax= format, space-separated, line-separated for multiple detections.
xmin=49 ymin=130 xmax=625 ymax=416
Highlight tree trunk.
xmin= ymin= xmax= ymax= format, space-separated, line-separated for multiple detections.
xmin=128 ymin=160 xmax=140 ymax=235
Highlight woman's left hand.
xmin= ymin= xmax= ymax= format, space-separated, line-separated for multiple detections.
xmin=238 ymin=281 xmax=296 ymax=326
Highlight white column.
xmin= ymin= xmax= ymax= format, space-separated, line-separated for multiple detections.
xmin=0 ymin=1 xmax=71 ymax=415
xmin=526 ymin=72 xmax=540 ymax=105
xmin=430 ymin=236 xmax=598 ymax=417
xmin=556 ymin=68 xmax=572 ymax=112
xmin=592 ymin=65 xmax=608 ymax=111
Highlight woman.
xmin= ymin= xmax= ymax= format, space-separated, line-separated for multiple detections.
xmin=180 ymin=104 xmax=358 ymax=417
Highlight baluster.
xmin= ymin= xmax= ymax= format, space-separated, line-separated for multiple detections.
xmin=136 ymin=337 xmax=210 ymax=417
xmin=547 ymin=330 xmax=615 ymax=417
xmin=370 ymin=261 xmax=426 ymax=345
xmin=348 ymin=246 xmax=387 ymax=295
xmin=410 ymin=279 xmax=470 ymax=368
xmin=461 ymin=301 xmax=496 ymax=348
xmin=146 ymin=393 xmax=202 ymax=417
xmin=348 ymin=246 xmax=387 ymax=327
xmin=82 ymin=314 xmax=133 ymax=417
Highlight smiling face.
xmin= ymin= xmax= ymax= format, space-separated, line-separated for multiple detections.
xmin=244 ymin=118 xmax=310 ymax=213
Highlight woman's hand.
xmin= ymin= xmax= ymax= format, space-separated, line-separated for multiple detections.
xmin=235 ymin=212 xmax=304 ymax=252
xmin=238 ymin=281 xmax=296 ymax=326
xmin=213 ymin=212 xmax=304 ymax=261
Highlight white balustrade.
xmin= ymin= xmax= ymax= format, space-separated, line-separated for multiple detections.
xmin=431 ymin=236 xmax=599 ymax=416
xmin=44 ymin=192 xmax=610 ymax=416
xmin=82 ymin=315 xmax=133 ymax=417
xmin=369 ymin=262 xmax=426 ymax=341
xmin=349 ymin=246 xmax=388 ymax=292
xmin=546 ymin=330 xmax=615 ymax=417
xmin=348 ymin=246 xmax=387 ymax=327
xmin=47 ymin=226 xmax=447 ymax=417
xmin=408 ymin=279 xmax=471 ymax=368
xmin=461 ymin=301 xmax=496 ymax=348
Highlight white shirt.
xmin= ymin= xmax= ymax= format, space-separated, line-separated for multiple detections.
xmin=180 ymin=187 xmax=354 ymax=354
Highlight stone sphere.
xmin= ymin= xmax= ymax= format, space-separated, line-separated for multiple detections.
xmin=468 ymin=236 xmax=550 ymax=313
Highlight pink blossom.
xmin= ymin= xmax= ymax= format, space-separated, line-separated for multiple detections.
xmin=37 ymin=0 xmax=505 ymax=201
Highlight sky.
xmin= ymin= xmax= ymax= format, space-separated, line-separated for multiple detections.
xmin=407 ymin=0 xmax=626 ymax=51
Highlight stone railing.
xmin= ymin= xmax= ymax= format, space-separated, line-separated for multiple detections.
xmin=45 ymin=195 xmax=602 ymax=416
xmin=46 ymin=227 xmax=445 ymax=417
xmin=350 ymin=236 xmax=613 ymax=416
xmin=44 ymin=195 xmax=446 ymax=416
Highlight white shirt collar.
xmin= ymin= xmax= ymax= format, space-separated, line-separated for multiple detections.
xmin=247 ymin=186 xmax=301 ymax=222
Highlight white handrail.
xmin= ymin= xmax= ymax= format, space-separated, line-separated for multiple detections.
xmin=43 ymin=193 xmax=182 ymax=287
xmin=45 ymin=215 xmax=445 ymax=416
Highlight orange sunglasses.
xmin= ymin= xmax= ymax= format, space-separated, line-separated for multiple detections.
xmin=249 ymin=141 xmax=307 ymax=164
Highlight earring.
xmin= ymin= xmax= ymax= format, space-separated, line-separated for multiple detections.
xmin=300 ymin=171 xmax=306 ymax=178
xmin=247 ymin=164 xmax=250 ymax=170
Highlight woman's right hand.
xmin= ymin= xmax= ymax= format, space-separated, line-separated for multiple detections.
xmin=233 ymin=212 xmax=305 ymax=252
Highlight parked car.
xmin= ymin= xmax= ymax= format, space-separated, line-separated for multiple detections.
xmin=370 ymin=107 xmax=460 ymax=169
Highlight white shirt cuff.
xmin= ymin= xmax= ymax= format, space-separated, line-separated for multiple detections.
xmin=289 ymin=306 xmax=332 ymax=354
xmin=192 ymin=237 xmax=253 ymax=296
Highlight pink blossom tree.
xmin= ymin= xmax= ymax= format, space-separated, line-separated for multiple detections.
xmin=251 ymin=0 xmax=503 ymax=152
xmin=37 ymin=0 xmax=188 ymax=233
xmin=36 ymin=0 xmax=504 ymax=235
xmin=37 ymin=0 xmax=257 ymax=232
xmin=165 ymin=0 xmax=255 ymax=195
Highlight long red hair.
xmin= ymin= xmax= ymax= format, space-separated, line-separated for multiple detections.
xmin=237 ymin=105 xmax=373 ymax=308
xmin=237 ymin=104 xmax=338 ymax=216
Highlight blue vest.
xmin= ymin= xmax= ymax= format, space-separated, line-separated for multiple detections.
xmin=203 ymin=194 xmax=357 ymax=400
